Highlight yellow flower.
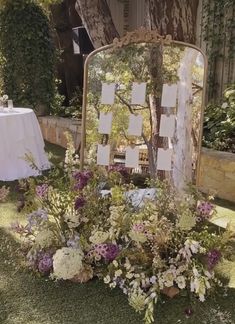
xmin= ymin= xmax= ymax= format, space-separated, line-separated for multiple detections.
xmin=89 ymin=231 xmax=109 ymax=244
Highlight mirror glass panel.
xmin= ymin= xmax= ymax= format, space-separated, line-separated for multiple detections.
xmin=82 ymin=38 xmax=206 ymax=189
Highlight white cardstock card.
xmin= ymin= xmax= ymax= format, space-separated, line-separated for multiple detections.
xmin=101 ymin=83 xmax=116 ymax=105
xmin=161 ymin=84 xmax=178 ymax=107
xmin=159 ymin=114 xmax=175 ymax=138
xmin=125 ymin=146 xmax=139 ymax=168
xmin=98 ymin=112 xmax=113 ymax=134
xmin=97 ymin=144 xmax=110 ymax=166
xmin=131 ymin=82 xmax=147 ymax=105
xmin=157 ymin=148 xmax=173 ymax=171
xmin=128 ymin=114 xmax=143 ymax=136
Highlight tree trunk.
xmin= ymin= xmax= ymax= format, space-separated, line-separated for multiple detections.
xmin=145 ymin=0 xmax=199 ymax=44
xmin=75 ymin=0 xmax=119 ymax=49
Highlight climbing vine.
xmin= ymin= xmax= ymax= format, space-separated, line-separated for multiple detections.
xmin=0 ymin=0 xmax=56 ymax=114
xmin=202 ymin=0 xmax=235 ymax=101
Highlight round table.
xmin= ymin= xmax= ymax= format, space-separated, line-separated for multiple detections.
xmin=0 ymin=108 xmax=50 ymax=181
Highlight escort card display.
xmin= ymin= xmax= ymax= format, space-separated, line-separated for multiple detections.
xmin=128 ymin=114 xmax=143 ymax=136
xmin=98 ymin=112 xmax=113 ymax=134
xmin=131 ymin=82 xmax=147 ymax=105
xmin=125 ymin=146 xmax=139 ymax=168
xmin=97 ymin=144 xmax=110 ymax=166
xmin=96 ymin=82 xmax=178 ymax=168
xmin=161 ymin=84 xmax=178 ymax=107
xmin=101 ymin=83 xmax=116 ymax=105
xmin=157 ymin=148 xmax=173 ymax=171
xmin=159 ymin=114 xmax=175 ymax=138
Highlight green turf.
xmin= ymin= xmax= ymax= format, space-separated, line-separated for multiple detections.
xmin=0 ymin=142 xmax=234 ymax=324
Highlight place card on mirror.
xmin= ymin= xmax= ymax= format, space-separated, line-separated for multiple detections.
xmin=157 ymin=148 xmax=173 ymax=171
xmin=125 ymin=146 xmax=139 ymax=168
xmin=98 ymin=112 xmax=113 ymax=134
xmin=161 ymin=84 xmax=178 ymax=107
xmin=128 ymin=114 xmax=143 ymax=136
xmin=97 ymin=144 xmax=110 ymax=166
xmin=159 ymin=114 xmax=175 ymax=138
xmin=101 ymin=83 xmax=116 ymax=105
xmin=131 ymin=82 xmax=147 ymax=105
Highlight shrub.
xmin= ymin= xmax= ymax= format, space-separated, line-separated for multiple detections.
xmin=0 ymin=0 xmax=56 ymax=114
xmin=203 ymin=84 xmax=235 ymax=153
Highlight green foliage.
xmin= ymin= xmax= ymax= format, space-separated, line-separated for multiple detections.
xmin=203 ymin=84 xmax=235 ymax=152
xmin=0 ymin=0 xmax=56 ymax=113
xmin=50 ymin=85 xmax=82 ymax=119
xmin=202 ymin=0 xmax=235 ymax=100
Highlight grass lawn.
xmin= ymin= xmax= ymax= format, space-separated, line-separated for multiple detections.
xmin=0 ymin=142 xmax=234 ymax=324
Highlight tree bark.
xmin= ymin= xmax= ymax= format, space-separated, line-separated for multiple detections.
xmin=75 ymin=0 xmax=119 ymax=49
xmin=145 ymin=0 xmax=199 ymax=44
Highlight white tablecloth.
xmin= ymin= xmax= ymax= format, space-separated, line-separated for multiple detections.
xmin=0 ymin=108 xmax=50 ymax=181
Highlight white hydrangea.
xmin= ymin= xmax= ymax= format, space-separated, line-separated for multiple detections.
xmin=53 ymin=247 xmax=84 ymax=280
xmin=35 ymin=229 xmax=55 ymax=248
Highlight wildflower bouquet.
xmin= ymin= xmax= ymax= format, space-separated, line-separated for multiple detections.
xmin=12 ymin=134 xmax=235 ymax=324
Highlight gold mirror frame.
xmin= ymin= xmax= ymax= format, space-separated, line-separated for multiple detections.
xmin=80 ymin=28 xmax=208 ymax=187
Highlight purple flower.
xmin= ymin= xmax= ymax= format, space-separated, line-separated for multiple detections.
xmin=36 ymin=184 xmax=48 ymax=199
xmin=108 ymin=165 xmax=129 ymax=180
xmin=207 ymin=249 xmax=221 ymax=269
xmin=74 ymin=197 xmax=86 ymax=210
xmin=197 ymin=201 xmax=214 ymax=219
xmin=73 ymin=170 xmax=93 ymax=190
xmin=67 ymin=234 xmax=80 ymax=248
xmin=27 ymin=209 xmax=48 ymax=231
xmin=38 ymin=253 xmax=53 ymax=274
xmin=10 ymin=221 xmax=28 ymax=235
xmin=93 ymin=243 xmax=119 ymax=261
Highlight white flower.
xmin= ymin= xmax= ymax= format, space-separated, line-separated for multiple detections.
xmin=222 ymin=102 xmax=228 ymax=108
xmin=112 ymin=260 xmax=118 ymax=268
xmin=150 ymin=276 xmax=157 ymax=284
xmin=199 ymin=294 xmax=205 ymax=302
xmin=104 ymin=275 xmax=111 ymax=284
xmin=126 ymin=272 xmax=134 ymax=279
xmin=34 ymin=229 xmax=55 ymax=248
xmin=115 ymin=269 xmax=122 ymax=277
xmin=110 ymin=282 xmax=116 ymax=288
xmin=89 ymin=231 xmax=109 ymax=244
xmin=53 ymin=247 xmax=84 ymax=280
xmin=176 ymin=276 xmax=186 ymax=289
xmin=64 ymin=209 xmax=80 ymax=228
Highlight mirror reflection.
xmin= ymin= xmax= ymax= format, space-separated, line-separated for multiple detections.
xmin=82 ymin=40 xmax=206 ymax=189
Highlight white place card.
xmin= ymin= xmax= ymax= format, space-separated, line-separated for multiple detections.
xmin=101 ymin=83 xmax=116 ymax=105
xmin=128 ymin=114 xmax=143 ymax=136
xmin=125 ymin=146 xmax=139 ymax=168
xmin=97 ymin=144 xmax=110 ymax=166
xmin=161 ymin=84 xmax=178 ymax=107
xmin=157 ymin=148 xmax=172 ymax=171
xmin=98 ymin=112 xmax=113 ymax=134
xmin=159 ymin=114 xmax=175 ymax=138
xmin=131 ymin=82 xmax=147 ymax=105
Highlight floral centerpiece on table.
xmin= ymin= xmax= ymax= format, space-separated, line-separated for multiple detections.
xmin=0 ymin=94 xmax=8 ymax=107
xmin=12 ymin=133 xmax=235 ymax=324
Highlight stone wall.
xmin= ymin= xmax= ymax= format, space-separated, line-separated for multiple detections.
xmin=198 ymin=148 xmax=235 ymax=202
xmin=38 ymin=116 xmax=82 ymax=150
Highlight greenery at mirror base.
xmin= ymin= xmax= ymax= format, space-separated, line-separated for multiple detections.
xmin=83 ymin=41 xmax=205 ymax=191
xmin=6 ymin=134 xmax=235 ymax=324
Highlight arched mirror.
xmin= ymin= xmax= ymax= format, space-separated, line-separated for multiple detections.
xmin=80 ymin=28 xmax=207 ymax=190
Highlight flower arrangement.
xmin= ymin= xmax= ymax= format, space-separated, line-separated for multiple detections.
xmin=12 ymin=134 xmax=235 ymax=324
xmin=0 ymin=94 xmax=8 ymax=103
